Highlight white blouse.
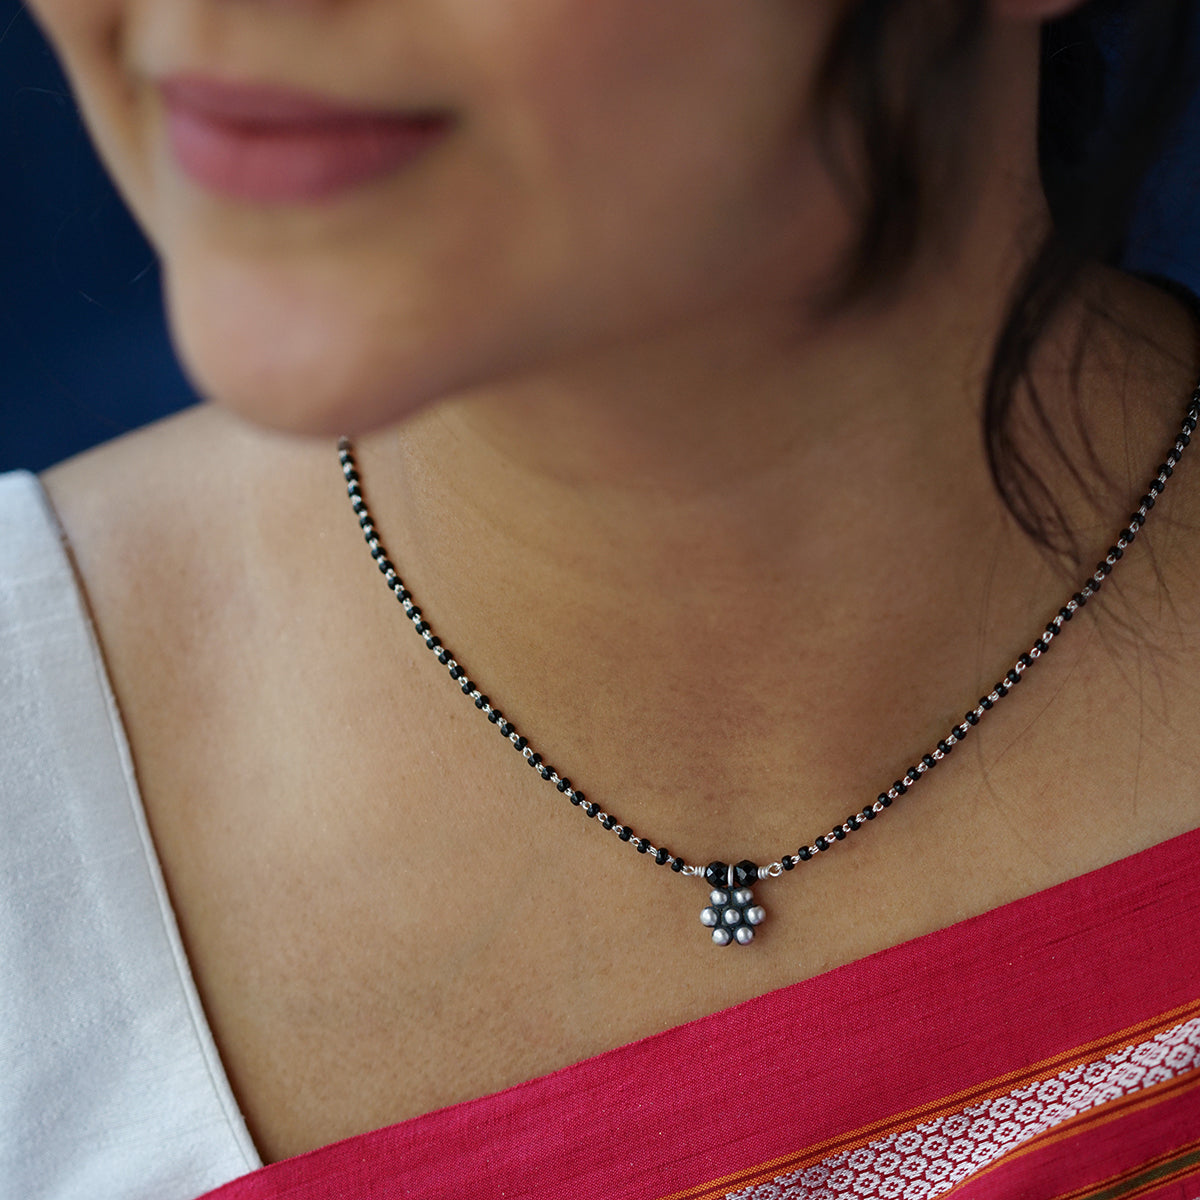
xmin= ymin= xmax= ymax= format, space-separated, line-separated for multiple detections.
xmin=0 ymin=471 xmax=261 ymax=1200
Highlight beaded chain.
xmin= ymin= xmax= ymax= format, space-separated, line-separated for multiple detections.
xmin=337 ymin=386 xmax=1199 ymax=946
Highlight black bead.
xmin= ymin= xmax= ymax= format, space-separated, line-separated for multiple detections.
xmin=881 ymin=794 xmax=893 ymax=807
xmin=377 ymin=558 xmax=395 ymax=576
xmin=343 ymin=467 xmax=359 ymax=483
xmin=782 ymin=856 xmax=795 ymax=870
xmin=426 ymin=635 xmax=441 ymax=649
xmin=655 ymin=848 xmax=670 ymax=865
xmin=670 ymin=859 xmax=684 ymax=873
xmin=475 ymin=694 xmax=489 ymax=710
xmin=514 ymin=736 xmax=527 ymax=751
xmin=568 ymin=790 xmax=582 ymax=806
xmin=618 ymin=826 xmax=632 ymax=841
xmin=733 ymin=860 xmax=758 ymax=887
xmin=1005 ymin=669 xmax=1020 ymax=685
xmin=635 ymin=839 xmax=648 ymax=853
xmin=1018 ymin=654 xmax=1032 ymax=668
xmin=498 ymin=720 xmax=512 ymax=737
xmin=937 ymin=740 xmax=950 ymax=755
xmin=1109 ymin=545 xmax=1124 ymax=559
xmin=848 ymin=815 xmax=861 ymax=830
xmin=583 ymin=802 xmax=598 ymax=818
xmin=797 ymin=846 xmax=812 ymax=861
xmin=539 ymin=767 xmax=553 ymax=781
xmin=600 ymin=814 xmax=615 ymax=830
xmin=487 ymin=709 xmax=500 ymax=724
xmin=448 ymin=665 xmax=462 ymax=680
xmin=460 ymin=679 xmax=474 ymax=694
xmin=966 ymin=711 xmax=979 ymax=725
xmin=833 ymin=827 xmax=846 ymax=840
xmin=922 ymin=754 xmax=936 ymax=769
xmin=528 ymin=752 xmax=542 ymax=767
xmin=815 ymin=836 xmax=829 ymax=851
xmin=1149 ymin=480 xmax=1164 ymax=495
xmin=397 ymin=589 xmax=412 ymax=603
xmin=1097 ymin=561 xmax=1112 ymax=577
xmin=981 ymin=696 xmax=993 ymax=709
xmin=415 ymin=621 xmax=429 ymax=635
xmin=705 ymin=862 xmax=729 ymax=887
xmin=891 ymin=781 xmax=907 ymax=795
xmin=437 ymin=650 xmax=451 ymax=664
xmin=1141 ymin=494 xmax=1156 ymax=510
xmin=863 ymin=807 xmax=877 ymax=820
xmin=556 ymin=777 xmax=571 ymax=793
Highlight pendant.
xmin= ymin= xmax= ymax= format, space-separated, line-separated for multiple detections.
xmin=699 ymin=860 xmax=765 ymax=946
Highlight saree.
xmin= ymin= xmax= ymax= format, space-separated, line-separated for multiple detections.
xmin=200 ymin=825 xmax=1200 ymax=1200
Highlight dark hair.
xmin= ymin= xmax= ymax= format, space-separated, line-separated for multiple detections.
xmin=815 ymin=0 xmax=1199 ymax=554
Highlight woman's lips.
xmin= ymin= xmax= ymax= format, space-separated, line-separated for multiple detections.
xmin=159 ymin=77 xmax=451 ymax=204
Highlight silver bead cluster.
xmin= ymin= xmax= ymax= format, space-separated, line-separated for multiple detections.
xmin=337 ymin=387 xmax=1199 ymax=944
xmin=700 ymin=867 xmax=766 ymax=946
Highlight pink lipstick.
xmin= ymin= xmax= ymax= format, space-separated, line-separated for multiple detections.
xmin=160 ymin=77 xmax=451 ymax=204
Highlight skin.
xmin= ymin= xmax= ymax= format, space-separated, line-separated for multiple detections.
xmin=26 ymin=0 xmax=1200 ymax=1165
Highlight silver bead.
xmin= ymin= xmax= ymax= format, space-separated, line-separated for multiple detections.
xmin=735 ymin=926 xmax=755 ymax=945
xmin=709 ymin=889 xmax=728 ymax=906
xmin=712 ymin=927 xmax=732 ymax=946
xmin=745 ymin=905 xmax=765 ymax=926
xmin=733 ymin=888 xmax=753 ymax=906
xmin=700 ymin=907 xmax=719 ymax=927
xmin=723 ymin=907 xmax=742 ymax=926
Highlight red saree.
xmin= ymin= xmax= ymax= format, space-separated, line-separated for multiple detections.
xmin=203 ymin=828 xmax=1200 ymax=1200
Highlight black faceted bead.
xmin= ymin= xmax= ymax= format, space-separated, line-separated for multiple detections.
xmin=733 ymin=860 xmax=758 ymax=887
xmin=671 ymin=859 xmax=685 ymax=872
xmin=655 ymin=848 xmax=670 ymax=865
xmin=705 ymin=861 xmax=730 ymax=887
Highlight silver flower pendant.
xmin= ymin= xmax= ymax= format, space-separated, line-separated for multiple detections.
xmin=699 ymin=861 xmax=765 ymax=946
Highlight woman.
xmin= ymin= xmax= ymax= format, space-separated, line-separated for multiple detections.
xmin=2 ymin=0 xmax=1199 ymax=1196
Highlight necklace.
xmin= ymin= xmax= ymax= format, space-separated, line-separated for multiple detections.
xmin=338 ymin=387 xmax=1199 ymax=947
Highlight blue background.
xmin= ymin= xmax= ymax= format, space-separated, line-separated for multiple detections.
xmin=2 ymin=2 xmax=1198 ymax=474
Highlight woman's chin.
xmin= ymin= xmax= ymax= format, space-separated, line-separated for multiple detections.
xmin=165 ymin=276 xmax=454 ymax=439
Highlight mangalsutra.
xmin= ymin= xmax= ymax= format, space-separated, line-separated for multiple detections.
xmin=338 ymin=387 xmax=1198 ymax=946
